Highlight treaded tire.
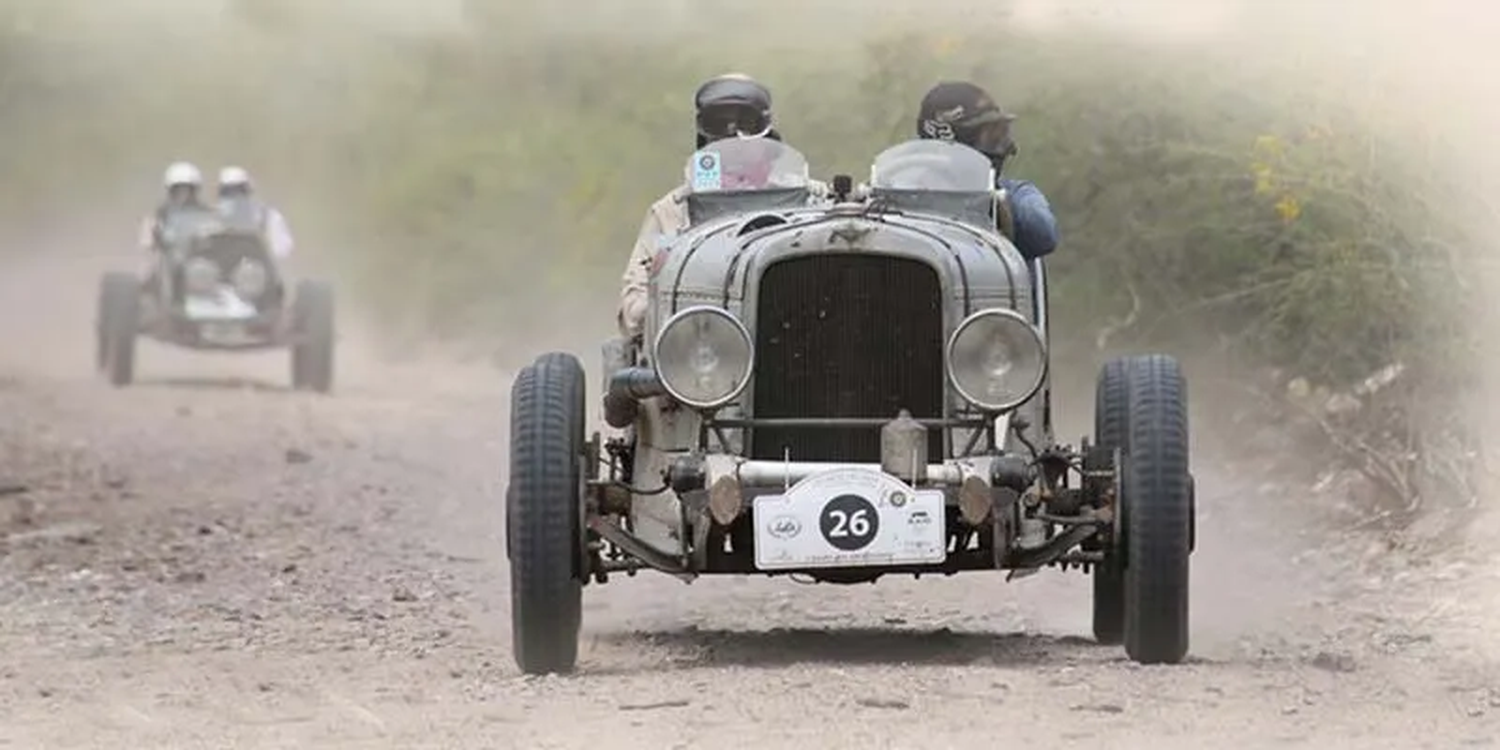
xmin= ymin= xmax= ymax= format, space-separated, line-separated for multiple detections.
xmin=290 ymin=280 xmax=335 ymax=393
xmin=98 ymin=272 xmax=141 ymax=387
xmin=1121 ymin=354 xmax=1192 ymax=665
xmin=508 ymin=352 xmax=586 ymax=675
xmin=1091 ymin=358 xmax=1130 ymax=645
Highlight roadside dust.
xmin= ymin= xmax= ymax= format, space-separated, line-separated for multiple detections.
xmin=4 ymin=0 xmax=1500 ymax=748
xmin=2 ymin=243 xmax=1498 ymax=748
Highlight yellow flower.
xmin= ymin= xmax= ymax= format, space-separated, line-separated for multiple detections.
xmin=1275 ymin=193 xmax=1302 ymax=225
xmin=1251 ymin=163 xmax=1275 ymax=196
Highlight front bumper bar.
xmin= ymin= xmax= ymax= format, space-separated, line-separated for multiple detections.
xmin=666 ymin=451 xmax=1034 ymax=529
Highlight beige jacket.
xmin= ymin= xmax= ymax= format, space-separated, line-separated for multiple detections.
xmin=617 ymin=185 xmax=690 ymax=339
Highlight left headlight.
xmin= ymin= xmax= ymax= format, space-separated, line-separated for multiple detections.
xmin=946 ymin=308 xmax=1048 ymax=412
xmin=183 ymin=257 xmax=220 ymax=295
xmin=654 ymin=305 xmax=754 ymax=409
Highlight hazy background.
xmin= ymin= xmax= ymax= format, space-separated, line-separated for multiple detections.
xmin=4 ymin=0 xmax=1499 ymax=540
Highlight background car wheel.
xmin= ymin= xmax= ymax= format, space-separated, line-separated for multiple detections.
xmin=1090 ymin=358 xmax=1130 ymax=645
xmin=290 ymin=280 xmax=335 ymax=393
xmin=1121 ymin=354 xmax=1192 ymax=665
xmin=97 ymin=272 xmax=141 ymax=387
xmin=507 ymin=352 xmax=586 ymax=675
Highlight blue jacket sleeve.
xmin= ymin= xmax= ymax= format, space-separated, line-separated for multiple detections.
xmin=999 ymin=178 xmax=1059 ymax=259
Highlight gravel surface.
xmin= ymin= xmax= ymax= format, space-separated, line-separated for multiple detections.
xmin=2 ymin=251 xmax=1500 ymax=749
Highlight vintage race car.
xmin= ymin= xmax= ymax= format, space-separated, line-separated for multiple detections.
xmin=95 ymin=204 xmax=336 ymax=392
xmin=506 ymin=137 xmax=1196 ymax=674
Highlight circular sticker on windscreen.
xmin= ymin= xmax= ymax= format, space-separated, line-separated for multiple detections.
xmin=819 ymin=494 xmax=880 ymax=551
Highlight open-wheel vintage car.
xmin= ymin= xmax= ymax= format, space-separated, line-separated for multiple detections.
xmin=95 ymin=204 xmax=336 ymax=392
xmin=505 ymin=137 xmax=1196 ymax=674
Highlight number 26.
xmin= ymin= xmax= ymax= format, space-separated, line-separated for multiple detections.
xmin=828 ymin=509 xmax=871 ymax=537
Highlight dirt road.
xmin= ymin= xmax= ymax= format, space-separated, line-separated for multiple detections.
xmin=2 ymin=251 xmax=1500 ymax=749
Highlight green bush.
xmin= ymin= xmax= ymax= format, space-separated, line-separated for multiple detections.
xmin=0 ymin=0 xmax=1487 ymax=521
xmin=0 ymin=1 xmax=1480 ymax=396
xmin=344 ymin=25 xmax=1476 ymax=393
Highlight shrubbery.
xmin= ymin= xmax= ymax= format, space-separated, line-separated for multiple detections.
xmin=2 ymin=1 xmax=1485 ymax=521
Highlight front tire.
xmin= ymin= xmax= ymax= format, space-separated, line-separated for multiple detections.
xmin=507 ymin=352 xmax=586 ymax=675
xmin=97 ymin=272 xmax=141 ymax=387
xmin=290 ymin=280 xmax=335 ymax=393
xmin=1121 ymin=354 xmax=1192 ymax=665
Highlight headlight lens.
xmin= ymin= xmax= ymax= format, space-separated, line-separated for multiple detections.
xmin=654 ymin=306 xmax=754 ymax=409
xmin=232 ymin=259 xmax=268 ymax=299
xmin=946 ymin=308 xmax=1047 ymax=412
xmin=183 ymin=257 xmax=220 ymax=295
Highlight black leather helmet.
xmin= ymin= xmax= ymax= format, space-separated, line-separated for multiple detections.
xmin=694 ymin=73 xmax=774 ymax=148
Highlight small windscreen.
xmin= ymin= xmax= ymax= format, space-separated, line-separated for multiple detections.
xmin=684 ymin=137 xmax=813 ymax=224
xmin=685 ymin=137 xmax=810 ymax=194
xmin=869 ymin=140 xmax=994 ymax=192
xmin=868 ymin=140 xmax=997 ymax=226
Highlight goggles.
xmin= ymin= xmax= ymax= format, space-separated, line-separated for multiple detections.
xmin=696 ymin=103 xmax=771 ymax=141
xmin=967 ymin=111 xmax=1017 ymax=157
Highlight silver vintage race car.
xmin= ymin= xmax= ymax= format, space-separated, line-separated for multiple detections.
xmin=95 ymin=205 xmax=336 ymax=392
xmin=506 ymin=137 xmax=1196 ymax=674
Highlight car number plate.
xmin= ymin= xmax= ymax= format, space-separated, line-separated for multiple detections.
xmin=184 ymin=296 xmax=232 ymax=320
xmin=199 ymin=322 xmax=243 ymax=341
xmin=752 ymin=467 xmax=947 ymax=571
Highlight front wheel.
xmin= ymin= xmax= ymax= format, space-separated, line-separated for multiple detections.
xmin=507 ymin=352 xmax=587 ymax=675
xmin=1121 ymin=354 xmax=1192 ymax=665
xmin=97 ymin=272 xmax=141 ymax=387
xmin=290 ymin=280 xmax=335 ymax=393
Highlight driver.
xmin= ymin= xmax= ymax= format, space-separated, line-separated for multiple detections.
xmin=915 ymin=81 xmax=1059 ymax=259
xmin=215 ymin=166 xmax=296 ymax=260
xmin=616 ymin=73 xmax=780 ymax=340
xmin=137 ymin=161 xmax=208 ymax=254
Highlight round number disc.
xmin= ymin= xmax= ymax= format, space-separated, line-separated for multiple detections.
xmin=819 ymin=494 xmax=880 ymax=551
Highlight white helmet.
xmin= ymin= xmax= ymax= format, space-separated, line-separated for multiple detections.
xmin=218 ymin=166 xmax=252 ymax=190
xmin=163 ymin=161 xmax=203 ymax=189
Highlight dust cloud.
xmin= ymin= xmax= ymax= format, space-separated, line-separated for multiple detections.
xmin=3 ymin=0 xmax=1500 ymax=731
xmin=4 ymin=4 xmax=1497 ymax=496
xmin=1 ymin=0 xmax=1494 ymax=556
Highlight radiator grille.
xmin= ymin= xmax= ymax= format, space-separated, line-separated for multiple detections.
xmin=750 ymin=254 xmax=945 ymax=463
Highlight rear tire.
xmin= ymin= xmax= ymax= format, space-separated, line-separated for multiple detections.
xmin=508 ymin=352 xmax=587 ymax=675
xmin=1121 ymin=354 xmax=1192 ymax=665
xmin=97 ymin=272 xmax=141 ymax=387
xmin=290 ymin=280 xmax=335 ymax=393
xmin=1090 ymin=358 xmax=1130 ymax=645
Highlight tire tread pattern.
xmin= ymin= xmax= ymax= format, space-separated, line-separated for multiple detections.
xmin=291 ymin=280 xmax=335 ymax=393
xmin=1122 ymin=354 xmax=1192 ymax=664
xmin=99 ymin=272 xmax=140 ymax=387
xmin=508 ymin=352 xmax=585 ymax=674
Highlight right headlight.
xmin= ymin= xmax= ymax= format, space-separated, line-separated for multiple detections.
xmin=653 ymin=305 xmax=754 ymax=409
xmin=232 ymin=259 xmax=269 ymax=299
xmin=945 ymin=308 xmax=1048 ymax=412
